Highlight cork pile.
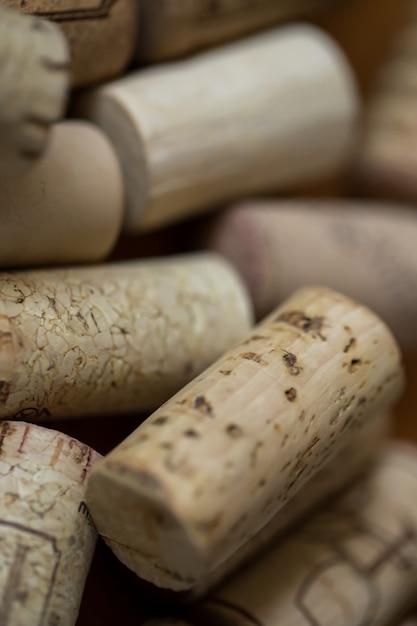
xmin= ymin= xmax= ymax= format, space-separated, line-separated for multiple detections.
xmin=0 ymin=1 xmax=416 ymax=625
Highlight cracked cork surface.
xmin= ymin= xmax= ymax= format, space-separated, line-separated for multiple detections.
xmin=0 ymin=420 xmax=101 ymax=626
xmin=0 ymin=253 xmax=252 ymax=420
xmin=85 ymin=285 xmax=404 ymax=591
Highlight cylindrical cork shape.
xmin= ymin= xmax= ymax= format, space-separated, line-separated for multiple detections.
xmin=202 ymin=201 xmax=417 ymax=348
xmin=76 ymin=25 xmax=359 ymax=233
xmin=179 ymin=443 xmax=417 ymax=626
xmin=1 ymin=0 xmax=138 ymax=88
xmin=0 ymin=120 xmax=124 ymax=268
xmin=0 ymin=420 xmax=101 ymax=626
xmin=0 ymin=253 xmax=252 ymax=420
xmin=191 ymin=409 xmax=390 ymax=598
xmin=86 ymin=286 xmax=404 ymax=591
xmin=0 ymin=7 xmax=69 ymax=176
xmin=137 ymin=0 xmax=344 ymax=62
xmin=355 ymin=2 xmax=417 ymax=199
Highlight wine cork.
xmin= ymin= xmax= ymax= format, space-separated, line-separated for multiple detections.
xmin=355 ymin=2 xmax=417 ymax=200
xmin=0 ymin=420 xmax=101 ymax=626
xmin=76 ymin=25 xmax=359 ymax=233
xmin=137 ymin=0 xmax=343 ymax=62
xmin=86 ymin=286 xmax=404 ymax=591
xmin=0 ymin=253 xmax=252 ymax=421
xmin=1 ymin=0 xmax=138 ymax=88
xmin=0 ymin=120 xmax=124 ymax=268
xmin=0 ymin=6 xmax=69 ymax=176
xmin=190 ymin=408 xmax=390 ymax=598
xmin=174 ymin=442 xmax=417 ymax=626
xmin=201 ymin=200 xmax=417 ymax=348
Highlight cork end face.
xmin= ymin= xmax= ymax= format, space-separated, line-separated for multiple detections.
xmin=86 ymin=460 xmax=208 ymax=591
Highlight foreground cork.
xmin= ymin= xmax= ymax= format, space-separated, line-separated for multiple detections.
xmin=137 ymin=0 xmax=343 ymax=62
xmin=2 ymin=0 xmax=138 ymax=87
xmin=202 ymin=200 xmax=417 ymax=348
xmin=0 ymin=120 xmax=124 ymax=267
xmin=0 ymin=7 xmax=69 ymax=176
xmin=153 ymin=442 xmax=417 ymax=626
xmin=86 ymin=286 xmax=404 ymax=591
xmin=355 ymin=1 xmax=417 ymax=200
xmin=190 ymin=409 xmax=390 ymax=598
xmin=76 ymin=24 xmax=359 ymax=233
xmin=0 ymin=253 xmax=252 ymax=421
xmin=0 ymin=421 xmax=100 ymax=626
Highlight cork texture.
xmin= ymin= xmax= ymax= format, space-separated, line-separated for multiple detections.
xmin=184 ymin=443 xmax=417 ymax=626
xmin=86 ymin=286 xmax=404 ymax=590
xmin=0 ymin=420 xmax=101 ymax=626
xmin=0 ymin=254 xmax=252 ymax=420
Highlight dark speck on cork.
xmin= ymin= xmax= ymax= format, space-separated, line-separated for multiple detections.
xmin=282 ymin=351 xmax=302 ymax=376
xmin=0 ymin=381 xmax=11 ymax=403
xmin=343 ymin=337 xmax=357 ymax=353
xmin=276 ymin=310 xmax=326 ymax=340
xmin=152 ymin=416 xmax=168 ymax=426
xmin=219 ymin=369 xmax=232 ymax=376
xmin=194 ymin=395 xmax=213 ymax=416
xmin=347 ymin=359 xmax=362 ymax=373
xmin=225 ymin=423 xmax=243 ymax=438
xmin=241 ymin=352 xmax=267 ymax=365
xmin=285 ymin=387 xmax=297 ymax=402
xmin=184 ymin=429 xmax=200 ymax=438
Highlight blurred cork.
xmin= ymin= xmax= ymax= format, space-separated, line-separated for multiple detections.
xmin=76 ymin=24 xmax=359 ymax=233
xmin=0 ymin=420 xmax=101 ymax=626
xmin=0 ymin=253 xmax=252 ymax=420
xmin=179 ymin=442 xmax=417 ymax=626
xmin=190 ymin=409 xmax=390 ymax=598
xmin=201 ymin=200 xmax=417 ymax=349
xmin=0 ymin=6 xmax=69 ymax=176
xmin=137 ymin=0 xmax=344 ymax=62
xmin=1 ymin=0 xmax=138 ymax=87
xmin=86 ymin=286 xmax=403 ymax=591
xmin=355 ymin=1 xmax=417 ymax=200
xmin=0 ymin=120 xmax=124 ymax=268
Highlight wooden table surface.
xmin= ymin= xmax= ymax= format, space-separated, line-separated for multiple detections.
xmin=65 ymin=0 xmax=417 ymax=623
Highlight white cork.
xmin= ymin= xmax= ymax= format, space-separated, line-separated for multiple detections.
xmin=202 ymin=200 xmax=417 ymax=348
xmin=0 ymin=6 xmax=69 ymax=176
xmin=0 ymin=120 xmax=124 ymax=267
xmin=86 ymin=286 xmax=404 ymax=590
xmin=0 ymin=253 xmax=252 ymax=420
xmin=0 ymin=420 xmax=101 ymax=626
xmin=76 ymin=24 xmax=359 ymax=232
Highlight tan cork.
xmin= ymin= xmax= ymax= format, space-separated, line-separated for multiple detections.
xmin=1 ymin=0 xmax=138 ymax=87
xmin=0 ymin=420 xmax=101 ymax=626
xmin=0 ymin=253 xmax=252 ymax=421
xmin=0 ymin=120 xmax=124 ymax=267
xmin=0 ymin=6 xmax=69 ymax=176
xmin=86 ymin=286 xmax=404 ymax=590
xmin=178 ymin=442 xmax=417 ymax=626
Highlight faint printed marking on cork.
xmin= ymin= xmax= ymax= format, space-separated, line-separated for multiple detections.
xmin=0 ymin=520 xmax=61 ymax=626
xmin=16 ymin=0 xmax=117 ymax=21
